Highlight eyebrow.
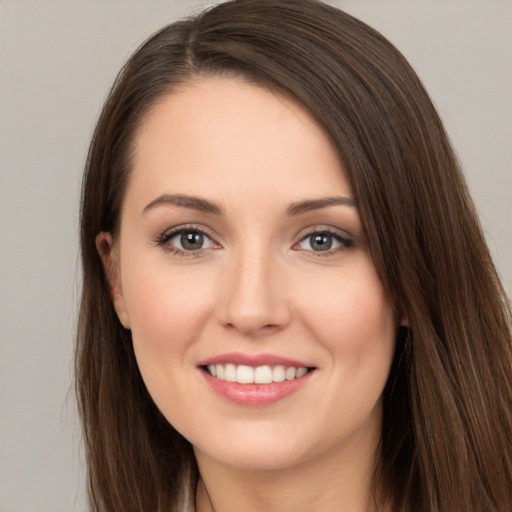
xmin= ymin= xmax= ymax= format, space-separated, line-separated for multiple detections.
xmin=142 ymin=193 xmax=356 ymax=217
xmin=142 ymin=194 xmax=224 ymax=216
xmin=285 ymin=196 xmax=356 ymax=216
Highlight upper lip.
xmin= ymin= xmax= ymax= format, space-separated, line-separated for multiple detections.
xmin=197 ymin=352 xmax=314 ymax=368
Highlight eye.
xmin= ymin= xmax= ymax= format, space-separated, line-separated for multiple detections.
xmin=297 ymin=230 xmax=352 ymax=253
xmin=157 ymin=227 xmax=217 ymax=255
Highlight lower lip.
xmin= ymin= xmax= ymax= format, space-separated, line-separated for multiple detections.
xmin=201 ymin=370 xmax=313 ymax=406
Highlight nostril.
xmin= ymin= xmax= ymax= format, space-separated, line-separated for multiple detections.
xmin=222 ymin=318 xmax=286 ymax=337
xmin=215 ymin=263 xmax=291 ymax=334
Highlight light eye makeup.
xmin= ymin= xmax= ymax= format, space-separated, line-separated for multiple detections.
xmin=155 ymin=224 xmax=219 ymax=256
xmin=154 ymin=223 xmax=354 ymax=259
xmin=295 ymin=228 xmax=353 ymax=256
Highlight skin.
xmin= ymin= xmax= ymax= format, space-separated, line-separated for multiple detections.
xmin=97 ymin=77 xmax=397 ymax=512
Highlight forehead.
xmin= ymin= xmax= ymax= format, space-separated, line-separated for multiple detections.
xmin=127 ymin=76 xmax=350 ymax=210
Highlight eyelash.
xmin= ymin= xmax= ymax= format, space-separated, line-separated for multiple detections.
xmin=155 ymin=226 xmax=353 ymax=257
xmin=155 ymin=224 xmax=218 ymax=257
xmin=295 ymin=228 xmax=353 ymax=256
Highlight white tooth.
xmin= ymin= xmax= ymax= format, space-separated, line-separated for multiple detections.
xmin=285 ymin=366 xmax=296 ymax=381
xmin=208 ymin=365 xmax=217 ymax=377
xmin=216 ymin=364 xmax=224 ymax=380
xmin=296 ymin=367 xmax=308 ymax=378
xmin=236 ymin=365 xmax=254 ymax=384
xmin=254 ymin=365 xmax=272 ymax=384
xmin=224 ymin=363 xmax=236 ymax=382
xmin=272 ymin=365 xmax=286 ymax=382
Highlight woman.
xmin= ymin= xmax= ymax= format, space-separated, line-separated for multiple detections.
xmin=76 ymin=1 xmax=512 ymax=511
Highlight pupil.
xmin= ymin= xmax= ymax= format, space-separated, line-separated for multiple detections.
xmin=312 ymin=233 xmax=332 ymax=251
xmin=181 ymin=232 xmax=203 ymax=250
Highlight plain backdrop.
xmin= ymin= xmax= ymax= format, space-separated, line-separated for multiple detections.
xmin=0 ymin=1 xmax=510 ymax=511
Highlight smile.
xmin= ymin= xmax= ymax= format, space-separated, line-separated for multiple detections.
xmin=198 ymin=353 xmax=316 ymax=406
xmin=205 ymin=364 xmax=309 ymax=384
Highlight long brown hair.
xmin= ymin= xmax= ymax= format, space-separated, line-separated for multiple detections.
xmin=76 ymin=1 xmax=512 ymax=510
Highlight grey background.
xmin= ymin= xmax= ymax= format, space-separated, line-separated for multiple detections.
xmin=0 ymin=1 xmax=510 ymax=511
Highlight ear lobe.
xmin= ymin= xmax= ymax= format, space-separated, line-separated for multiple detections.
xmin=95 ymin=232 xmax=131 ymax=329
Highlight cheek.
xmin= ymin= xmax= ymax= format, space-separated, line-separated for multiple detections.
xmin=292 ymin=267 xmax=396 ymax=440
xmin=298 ymin=264 xmax=395 ymax=344
xmin=120 ymin=261 xmax=220 ymax=430
xmin=120 ymin=257 xmax=217 ymax=372
xmin=295 ymin=261 xmax=396 ymax=391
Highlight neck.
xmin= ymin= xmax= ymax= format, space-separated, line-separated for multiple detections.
xmin=194 ymin=423 xmax=387 ymax=512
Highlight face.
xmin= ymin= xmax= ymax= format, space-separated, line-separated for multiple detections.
xmin=99 ymin=77 xmax=397 ymax=472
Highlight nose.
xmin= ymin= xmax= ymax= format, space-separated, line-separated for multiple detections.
xmin=216 ymin=247 xmax=291 ymax=337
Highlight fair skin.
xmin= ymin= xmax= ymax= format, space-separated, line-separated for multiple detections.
xmin=97 ymin=76 xmax=397 ymax=512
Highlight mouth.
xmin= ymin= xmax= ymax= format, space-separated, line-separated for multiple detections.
xmin=197 ymin=353 xmax=316 ymax=406
xmin=202 ymin=363 xmax=314 ymax=384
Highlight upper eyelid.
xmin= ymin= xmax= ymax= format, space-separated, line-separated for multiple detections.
xmin=161 ymin=224 xmax=215 ymax=239
xmin=296 ymin=225 xmax=353 ymax=240
xmin=294 ymin=227 xmax=354 ymax=252
xmin=155 ymin=224 xmax=353 ymax=248
xmin=156 ymin=224 xmax=220 ymax=248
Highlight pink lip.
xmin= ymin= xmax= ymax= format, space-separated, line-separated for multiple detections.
xmin=201 ymin=370 xmax=314 ymax=406
xmin=197 ymin=352 xmax=313 ymax=368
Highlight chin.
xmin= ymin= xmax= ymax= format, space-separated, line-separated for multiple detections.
xmin=188 ymin=416 xmax=343 ymax=474
xmin=194 ymin=441 xmax=309 ymax=472
xmin=186 ymin=397 xmax=384 ymax=476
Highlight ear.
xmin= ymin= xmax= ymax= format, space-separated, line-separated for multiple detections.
xmin=400 ymin=316 xmax=409 ymax=328
xmin=95 ymin=232 xmax=131 ymax=329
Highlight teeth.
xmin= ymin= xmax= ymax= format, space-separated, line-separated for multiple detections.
xmin=296 ymin=367 xmax=308 ymax=378
xmin=206 ymin=364 xmax=310 ymax=383
xmin=285 ymin=366 xmax=296 ymax=380
xmin=224 ymin=363 xmax=236 ymax=382
xmin=236 ymin=365 xmax=254 ymax=384
xmin=272 ymin=365 xmax=286 ymax=382
xmin=254 ymin=365 xmax=272 ymax=384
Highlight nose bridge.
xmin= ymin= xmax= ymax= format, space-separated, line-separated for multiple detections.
xmin=218 ymin=239 xmax=289 ymax=335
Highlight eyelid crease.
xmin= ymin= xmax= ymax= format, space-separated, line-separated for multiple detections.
xmin=155 ymin=224 xmax=220 ymax=252
xmin=295 ymin=227 xmax=354 ymax=253
xmin=154 ymin=225 xmax=354 ymax=258
xmin=295 ymin=223 xmax=354 ymax=242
